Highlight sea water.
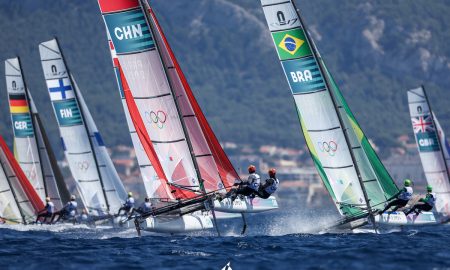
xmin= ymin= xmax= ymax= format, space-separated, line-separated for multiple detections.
xmin=1 ymin=210 xmax=449 ymax=270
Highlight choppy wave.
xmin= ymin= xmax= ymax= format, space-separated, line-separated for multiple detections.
xmin=1 ymin=210 xmax=449 ymax=270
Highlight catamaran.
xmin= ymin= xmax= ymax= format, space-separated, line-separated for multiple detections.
xmin=260 ymin=0 xmax=435 ymax=229
xmin=97 ymin=0 xmax=277 ymax=234
xmin=0 ymin=134 xmax=44 ymax=224
xmin=408 ymin=86 xmax=450 ymax=223
xmin=5 ymin=57 xmax=70 ymax=211
xmin=39 ymin=39 xmax=128 ymax=223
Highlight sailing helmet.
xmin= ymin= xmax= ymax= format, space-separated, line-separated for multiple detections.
xmin=70 ymin=195 xmax=76 ymax=201
xmin=248 ymin=165 xmax=256 ymax=174
xmin=404 ymin=179 xmax=412 ymax=187
xmin=45 ymin=197 xmax=51 ymax=202
xmin=427 ymin=185 xmax=433 ymax=192
xmin=128 ymin=192 xmax=133 ymax=197
xmin=268 ymin=168 xmax=276 ymax=177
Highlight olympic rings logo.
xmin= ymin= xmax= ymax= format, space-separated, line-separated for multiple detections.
xmin=145 ymin=110 xmax=167 ymax=129
xmin=75 ymin=161 xmax=90 ymax=171
xmin=318 ymin=141 xmax=338 ymax=156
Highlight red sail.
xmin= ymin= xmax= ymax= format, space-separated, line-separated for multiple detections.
xmin=148 ymin=8 xmax=240 ymax=190
xmin=0 ymin=135 xmax=44 ymax=213
xmin=118 ymin=64 xmax=197 ymax=200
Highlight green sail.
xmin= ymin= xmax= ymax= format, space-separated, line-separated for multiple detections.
xmin=321 ymin=60 xmax=399 ymax=210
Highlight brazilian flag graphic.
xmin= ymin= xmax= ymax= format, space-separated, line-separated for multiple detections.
xmin=272 ymin=28 xmax=312 ymax=60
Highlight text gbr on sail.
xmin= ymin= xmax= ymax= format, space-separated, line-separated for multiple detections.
xmin=419 ymin=137 xmax=435 ymax=148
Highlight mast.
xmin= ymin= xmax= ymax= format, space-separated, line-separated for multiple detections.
xmin=291 ymin=1 xmax=375 ymax=221
xmin=32 ymin=106 xmax=71 ymax=204
xmin=55 ymin=38 xmax=111 ymax=212
xmin=421 ymin=85 xmax=450 ymax=182
xmin=139 ymin=0 xmax=205 ymax=194
xmin=16 ymin=57 xmax=49 ymax=199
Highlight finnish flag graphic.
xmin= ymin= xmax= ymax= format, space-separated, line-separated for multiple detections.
xmin=47 ymin=78 xmax=74 ymax=101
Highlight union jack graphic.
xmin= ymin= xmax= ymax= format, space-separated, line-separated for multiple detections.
xmin=412 ymin=115 xmax=434 ymax=133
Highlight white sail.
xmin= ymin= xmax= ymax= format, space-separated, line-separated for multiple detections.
xmin=108 ymin=36 xmax=162 ymax=199
xmin=261 ymin=0 xmax=367 ymax=217
xmin=5 ymin=58 xmax=46 ymax=202
xmin=408 ymin=87 xmax=450 ymax=216
xmin=72 ymin=76 xmax=127 ymax=213
xmin=39 ymin=39 xmax=110 ymax=215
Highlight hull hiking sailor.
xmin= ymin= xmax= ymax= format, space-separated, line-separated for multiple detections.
xmin=257 ymin=168 xmax=279 ymax=199
xmin=129 ymin=197 xmax=152 ymax=217
xmin=379 ymin=179 xmax=413 ymax=215
xmin=405 ymin=185 xmax=435 ymax=215
xmin=36 ymin=197 xmax=55 ymax=224
xmin=226 ymin=165 xmax=261 ymax=201
xmin=51 ymin=195 xmax=78 ymax=223
xmin=117 ymin=192 xmax=135 ymax=216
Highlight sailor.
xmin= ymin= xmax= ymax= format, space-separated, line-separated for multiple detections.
xmin=117 ymin=192 xmax=135 ymax=216
xmin=51 ymin=195 xmax=78 ymax=223
xmin=257 ymin=168 xmax=279 ymax=199
xmin=36 ymin=197 xmax=55 ymax=223
xmin=79 ymin=209 xmax=90 ymax=223
xmin=227 ymin=165 xmax=261 ymax=201
xmin=130 ymin=197 xmax=152 ymax=216
xmin=405 ymin=185 xmax=436 ymax=215
xmin=378 ymin=179 xmax=413 ymax=215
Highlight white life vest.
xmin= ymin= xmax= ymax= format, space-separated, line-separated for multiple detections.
xmin=247 ymin=173 xmax=261 ymax=191
xmin=66 ymin=201 xmax=77 ymax=216
xmin=425 ymin=193 xmax=436 ymax=207
xmin=264 ymin=178 xmax=279 ymax=195
xmin=141 ymin=202 xmax=152 ymax=212
xmin=125 ymin=197 xmax=135 ymax=207
xmin=46 ymin=202 xmax=55 ymax=214
xmin=398 ymin=187 xmax=413 ymax=201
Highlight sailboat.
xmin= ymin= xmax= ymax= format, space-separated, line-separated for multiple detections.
xmin=0 ymin=134 xmax=44 ymax=224
xmin=408 ymin=86 xmax=450 ymax=223
xmin=39 ymin=39 xmax=127 ymax=222
xmin=97 ymin=0 xmax=277 ymax=233
xmin=260 ymin=0 xmax=435 ymax=228
xmin=5 ymin=57 xmax=70 ymax=210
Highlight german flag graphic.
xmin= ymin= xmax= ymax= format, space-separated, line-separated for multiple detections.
xmin=9 ymin=94 xmax=29 ymax=114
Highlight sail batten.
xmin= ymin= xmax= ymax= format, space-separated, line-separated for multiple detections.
xmin=408 ymin=86 xmax=450 ymax=216
xmin=5 ymin=57 xmax=68 ymax=209
xmin=39 ymin=39 xmax=125 ymax=215
xmin=261 ymin=0 xmax=398 ymax=219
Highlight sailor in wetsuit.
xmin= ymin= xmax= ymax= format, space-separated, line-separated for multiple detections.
xmin=129 ymin=197 xmax=152 ymax=217
xmin=379 ymin=179 xmax=413 ymax=215
xmin=405 ymin=185 xmax=436 ymax=215
xmin=227 ymin=165 xmax=261 ymax=201
xmin=257 ymin=168 xmax=280 ymax=199
xmin=117 ymin=192 xmax=135 ymax=216
xmin=36 ymin=197 xmax=55 ymax=223
xmin=52 ymin=195 xmax=78 ymax=223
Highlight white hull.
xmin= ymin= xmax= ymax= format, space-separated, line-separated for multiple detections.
xmin=375 ymin=211 xmax=437 ymax=226
xmin=138 ymin=214 xmax=213 ymax=233
xmin=213 ymin=196 xmax=278 ymax=213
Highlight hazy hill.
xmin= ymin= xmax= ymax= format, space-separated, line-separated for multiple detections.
xmin=1 ymin=0 xmax=450 ymax=158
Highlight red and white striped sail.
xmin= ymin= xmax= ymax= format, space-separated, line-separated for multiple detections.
xmin=99 ymin=0 xmax=239 ymax=201
xmin=147 ymin=6 xmax=238 ymax=192
xmin=99 ymin=0 xmax=201 ymax=200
